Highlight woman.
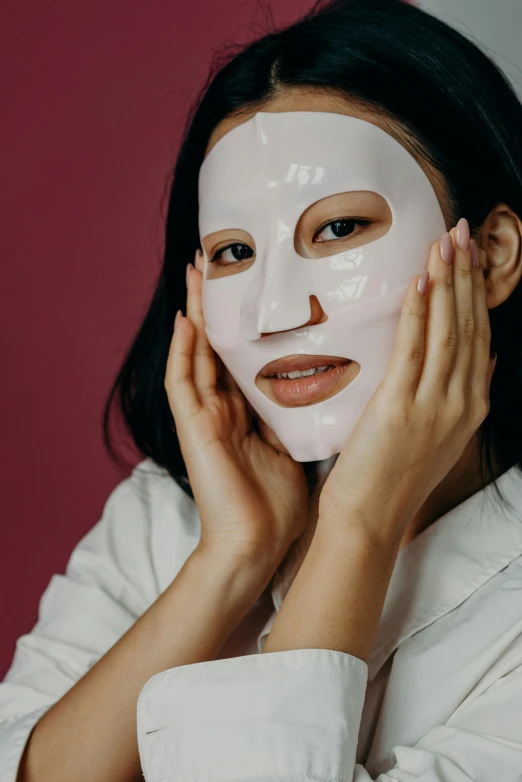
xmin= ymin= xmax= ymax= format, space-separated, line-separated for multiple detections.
xmin=2 ymin=0 xmax=522 ymax=780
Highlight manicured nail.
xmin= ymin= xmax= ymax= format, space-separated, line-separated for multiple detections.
xmin=456 ymin=218 xmax=470 ymax=251
xmin=439 ymin=232 xmax=453 ymax=264
xmin=417 ymin=270 xmax=430 ymax=295
xmin=470 ymin=238 xmax=480 ymax=268
xmin=186 ymin=262 xmax=194 ymax=284
xmin=174 ymin=309 xmax=182 ymax=328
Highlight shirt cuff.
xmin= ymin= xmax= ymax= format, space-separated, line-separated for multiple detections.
xmin=0 ymin=705 xmax=52 ymax=782
xmin=137 ymin=648 xmax=368 ymax=782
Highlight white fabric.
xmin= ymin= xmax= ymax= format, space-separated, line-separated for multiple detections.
xmin=2 ymin=458 xmax=522 ymax=782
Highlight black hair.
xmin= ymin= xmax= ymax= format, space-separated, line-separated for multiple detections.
xmin=103 ymin=0 xmax=522 ymax=511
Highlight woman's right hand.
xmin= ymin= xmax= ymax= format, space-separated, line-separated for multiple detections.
xmin=164 ymin=251 xmax=309 ymax=576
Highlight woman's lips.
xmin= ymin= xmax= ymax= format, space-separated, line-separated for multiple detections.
xmin=256 ymin=355 xmax=359 ymax=407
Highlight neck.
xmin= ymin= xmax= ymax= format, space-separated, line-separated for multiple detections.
xmin=304 ymin=453 xmax=339 ymax=498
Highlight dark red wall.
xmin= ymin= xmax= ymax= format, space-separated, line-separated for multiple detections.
xmin=0 ymin=0 xmax=305 ymax=677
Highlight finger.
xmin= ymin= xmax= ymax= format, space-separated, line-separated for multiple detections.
xmin=416 ymin=230 xmax=458 ymax=400
xmin=447 ymin=219 xmax=475 ymax=397
xmin=185 ymin=251 xmax=218 ymax=404
xmin=469 ymin=239 xmax=492 ymax=403
xmin=381 ymin=270 xmax=429 ymax=401
xmin=165 ymin=311 xmax=201 ymax=421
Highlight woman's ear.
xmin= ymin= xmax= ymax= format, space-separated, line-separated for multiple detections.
xmin=475 ymin=203 xmax=522 ymax=309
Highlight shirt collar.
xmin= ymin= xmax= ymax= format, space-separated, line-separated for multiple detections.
xmin=258 ymin=465 xmax=522 ymax=677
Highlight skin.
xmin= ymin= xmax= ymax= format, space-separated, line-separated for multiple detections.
xmin=193 ymin=87 xmax=522 ymax=553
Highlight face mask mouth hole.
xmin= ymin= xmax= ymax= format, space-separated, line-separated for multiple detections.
xmin=254 ymin=359 xmax=361 ymax=408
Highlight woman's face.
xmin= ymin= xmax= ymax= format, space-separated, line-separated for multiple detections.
xmin=197 ymin=89 xmax=449 ymax=461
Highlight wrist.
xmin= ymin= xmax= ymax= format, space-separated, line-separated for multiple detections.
xmin=191 ymin=543 xmax=277 ymax=607
xmin=315 ymin=503 xmax=404 ymax=558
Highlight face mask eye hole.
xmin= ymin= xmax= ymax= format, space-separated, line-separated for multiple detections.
xmin=210 ymin=243 xmax=254 ymax=264
xmin=202 ymin=230 xmax=256 ymax=279
xmin=294 ymin=191 xmax=392 ymax=259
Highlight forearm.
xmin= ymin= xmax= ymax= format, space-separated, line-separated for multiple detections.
xmin=262 ymin=516 xmax=401 ymax=663
xmin=18 ymin=547 xmax=270 ymax=782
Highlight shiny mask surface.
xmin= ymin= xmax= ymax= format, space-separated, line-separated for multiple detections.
xmin=198 ymin=112 xmax=446 ymax=461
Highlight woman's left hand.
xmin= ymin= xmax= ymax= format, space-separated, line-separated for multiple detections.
xmin=318 ymin=219 xmax=497 ymax=549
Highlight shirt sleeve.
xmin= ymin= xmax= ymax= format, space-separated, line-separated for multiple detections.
xmin=137 ymin=648 xmax=368 ymax=781
xmin=0 ymin=461 xmax=162 ymax=782
xmin=136 ymin=649 xmax=522 ymax=782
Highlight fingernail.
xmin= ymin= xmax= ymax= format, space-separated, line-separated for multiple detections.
xmin=470 ymin=238 xmax=480 ymax=268
xmin=456 ymin=217 xmax=470 ymax=251
xmin=439 ymin=232 xmax=453 ymax=264
xmin=417 ymin=270 xmax=430 ymax=295
xmin=174 ymin=309 xmax=182 ymax=328
xmin=186 ymin=262 xmax=194 ymax=284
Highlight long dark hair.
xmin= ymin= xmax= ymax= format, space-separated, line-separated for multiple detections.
xmin=103 ymin=0 xmax=522 ymax=509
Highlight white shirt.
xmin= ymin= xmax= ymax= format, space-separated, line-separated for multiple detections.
xmin=2 ymin=457 xmax=522 ymax=782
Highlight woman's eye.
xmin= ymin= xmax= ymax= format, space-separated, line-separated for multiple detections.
xmin=314 ymin=218 xmax=370 ymax=242
xmin=210 ymin=243 xmax=254 ymax=264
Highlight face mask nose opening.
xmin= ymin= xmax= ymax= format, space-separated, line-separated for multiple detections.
xmin=258 ymin=295 xmax=328 ymax=338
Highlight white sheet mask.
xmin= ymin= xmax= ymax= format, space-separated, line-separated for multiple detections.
xmin=198 ymin=111 xmax=446 ymax=462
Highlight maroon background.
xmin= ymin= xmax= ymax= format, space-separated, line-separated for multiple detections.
xmin=0 ymin=0 xmax=306 ymax=678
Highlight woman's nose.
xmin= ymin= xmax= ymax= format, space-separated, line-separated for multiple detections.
xmin=260 ymin=295 xmax=328 ymax=337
